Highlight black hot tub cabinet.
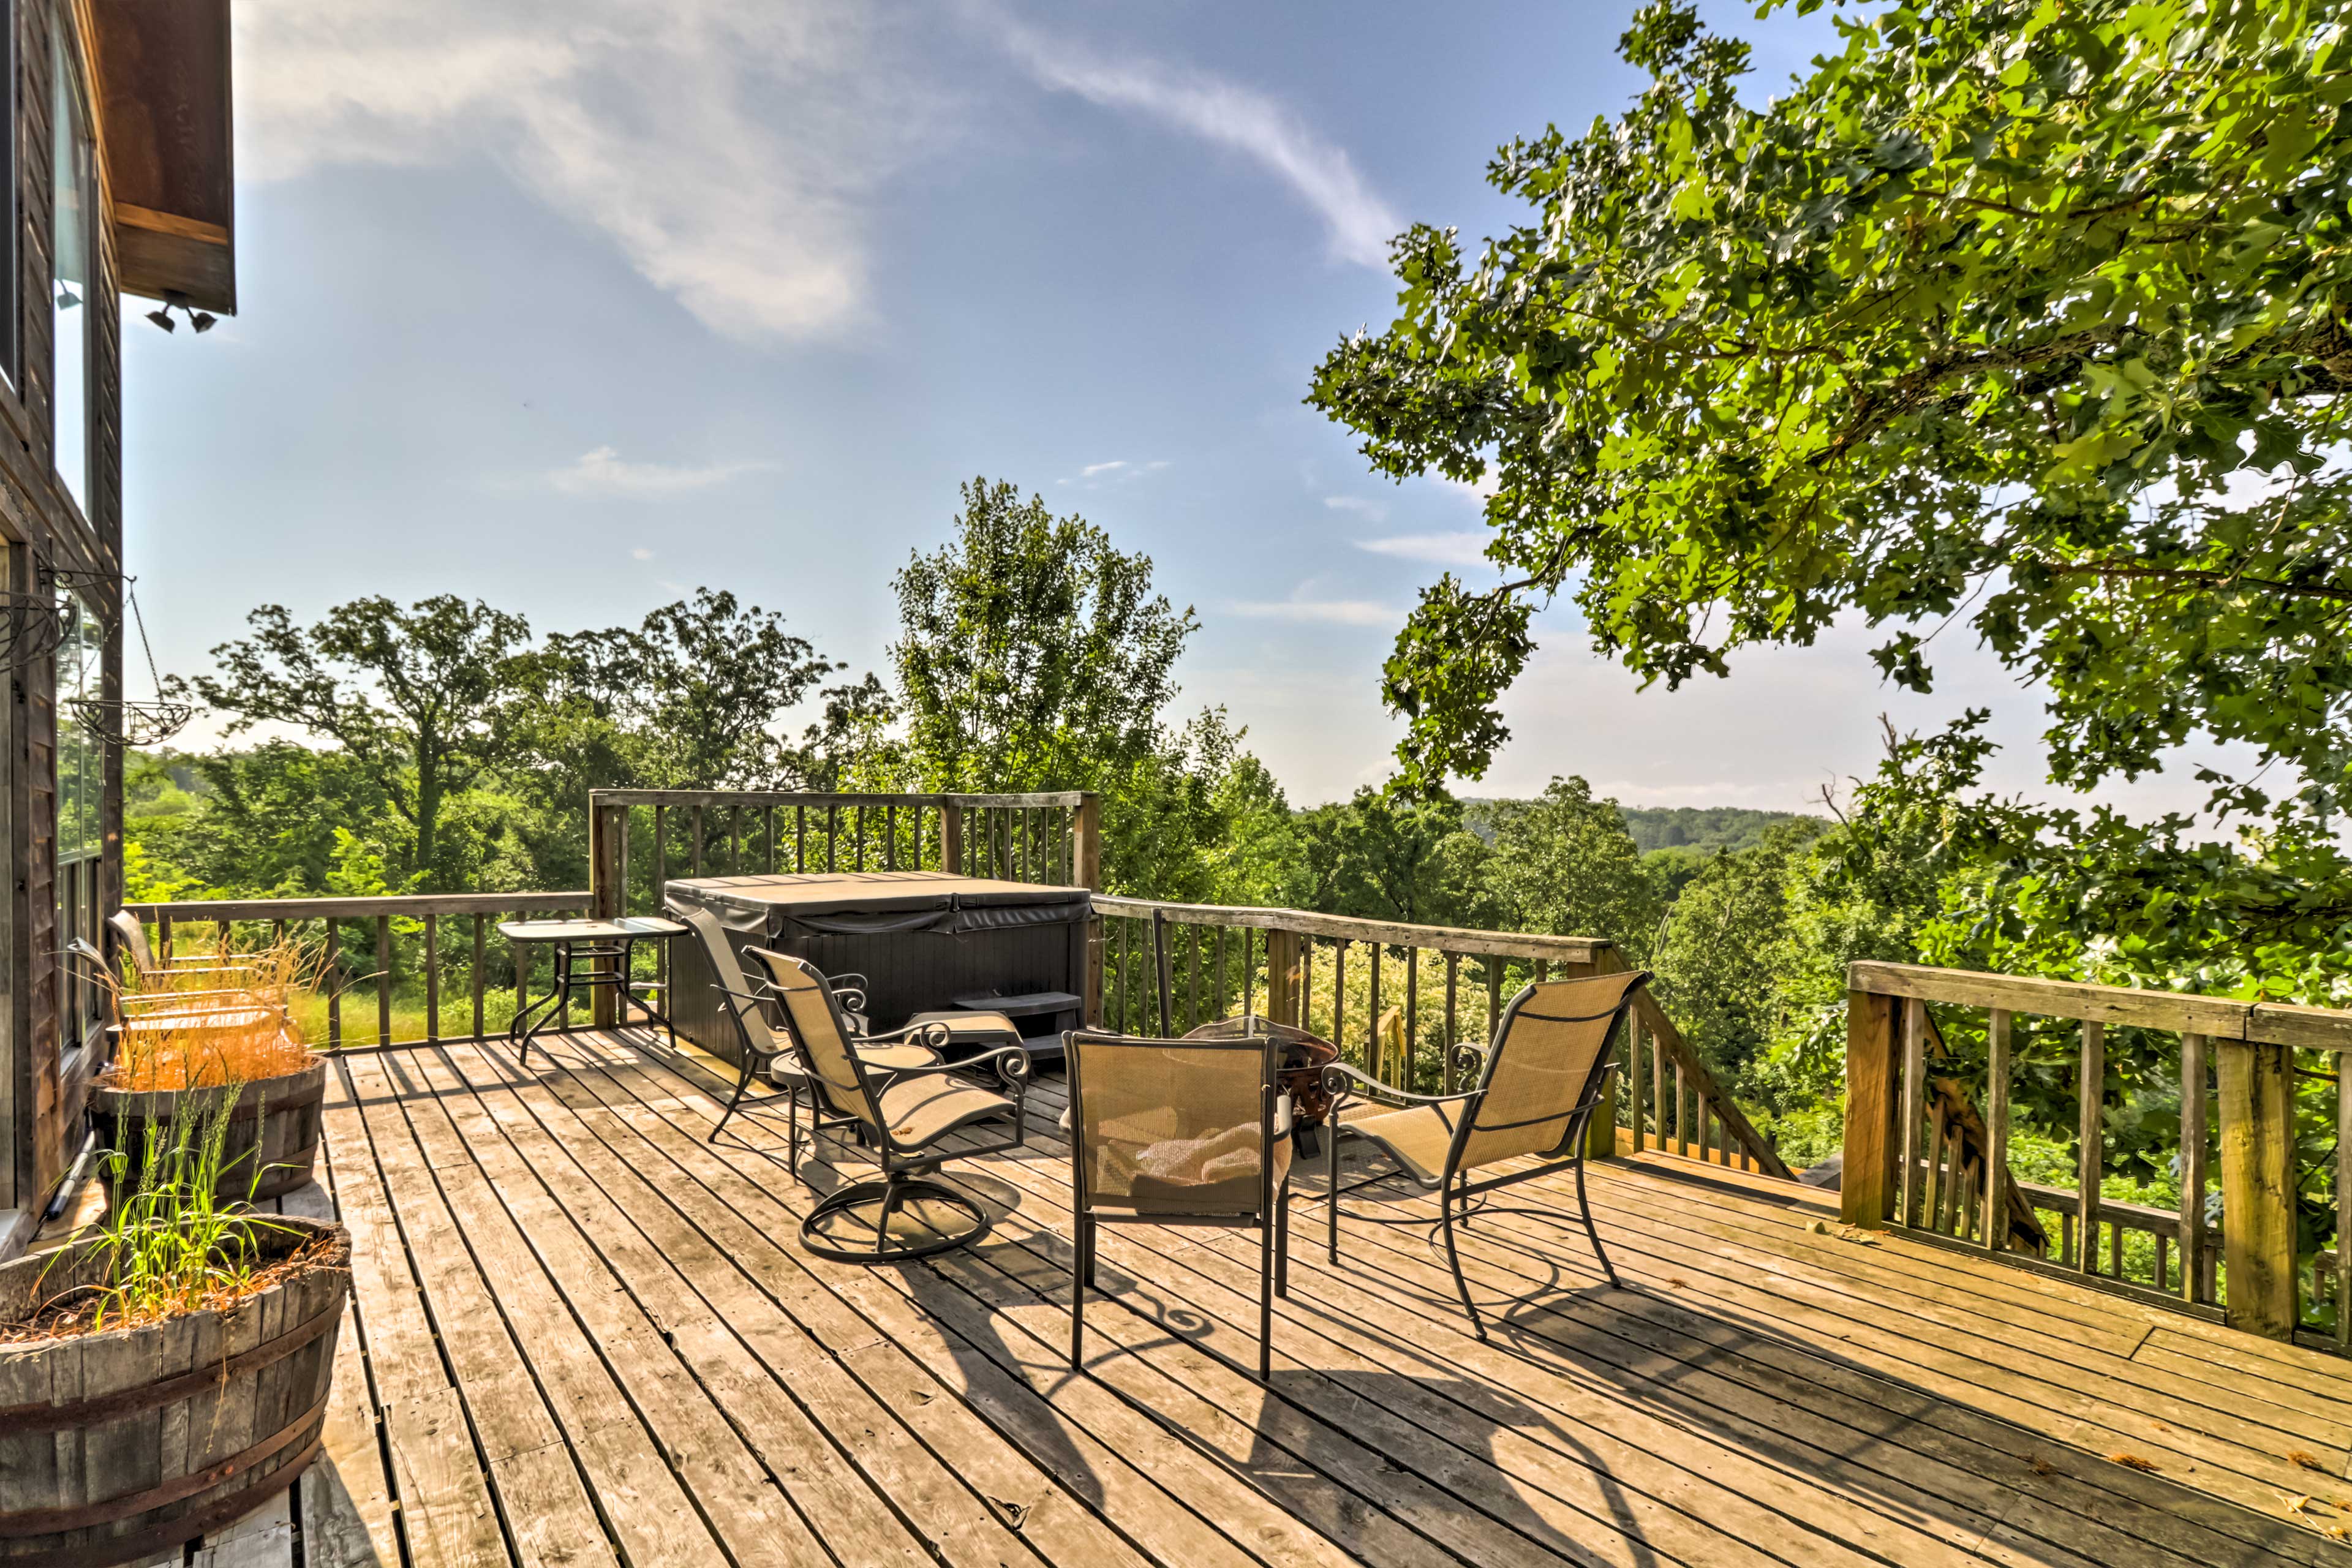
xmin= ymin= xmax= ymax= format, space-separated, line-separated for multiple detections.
xmin=663 ymin=870 xmax=1091 ymax=1066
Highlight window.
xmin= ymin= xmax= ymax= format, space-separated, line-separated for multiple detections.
xmin=50 ymin=20 xmax=90 ymax=512
xmin=0 ymin=1 xmax=18 ymax=390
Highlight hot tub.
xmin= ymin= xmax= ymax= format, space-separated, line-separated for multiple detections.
xmin=663 ymin=870 xmax=1091 ymax=1066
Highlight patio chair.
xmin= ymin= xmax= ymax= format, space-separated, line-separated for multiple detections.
xmin=1065 ymin=1027 xmax=1293 ymax=1380
xmin=669 ymin=903 xmax=938 ymax=1153
xmin=752 ymin=946 xmax=1031 ymax=1263
xmin=1323 ymin=968 xmax=1649 ymax=1341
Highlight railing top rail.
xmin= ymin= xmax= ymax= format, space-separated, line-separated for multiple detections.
xmin=1095 ymin=894 xmax=1610 ymax=964
xmin=587 ymin=789 xmax=1090 ymax=810
xmin=1849 ymin=959 xmax=2352 ymax=1051
xmin=126 ymin=891 xmax=591 ymax=921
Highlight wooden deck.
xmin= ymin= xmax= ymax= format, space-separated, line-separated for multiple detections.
xmin=124 ymin=1027 xmax=2352 ymax=1568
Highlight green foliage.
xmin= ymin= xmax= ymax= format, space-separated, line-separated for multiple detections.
xmin=1477 ymin=777 xmax=1664 ymax=959
xmin=1271 ymin=790 xmax=1497 ymax=927
xmin=1649 ymin=821 xmax=1820 ymax=1086
xmin=1618 ymin=806 xmax=1820 ymax=854
xmin=175 ymin=597 xmax=531 ymax=885
xmin=1311 ymin=0 xmax=2352 ymax=824
xmin=864 ymin=477 xmax=1242 ymax=899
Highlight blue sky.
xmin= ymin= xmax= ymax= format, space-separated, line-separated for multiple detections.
xmin=118 ymin=1 xmax=2245 ymax=816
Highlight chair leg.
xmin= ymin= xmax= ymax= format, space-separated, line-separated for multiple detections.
xmin=1275 ymin=1188 xmax=1291 ymax=1298
xmin=1070 ymin=1213 xmax=1090 ymax=1370
xmin=711 ymin=1059 xmax=754 ymax=1145
xmin=1326 ymin=1117 xmax=1341 ymax=1263
xmin=1259 ymin=1206 xmax=1275 ymax=1382
xmin=785 ymin=1082 xmax=801 ymax=1177
xmin=1574 ymin=1153 xmax=1621 ymax=1288
xmin=871 ymin=1177 xmax=908 ymax=1259
xmin=1440 ymin=1180 xmax=1484 ymax=1341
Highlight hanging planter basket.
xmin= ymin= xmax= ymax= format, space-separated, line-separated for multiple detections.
xmin=0 ymin=593 xmax=66 ymax=670
xmin=64 ymin=696 xmax=194 ymax=747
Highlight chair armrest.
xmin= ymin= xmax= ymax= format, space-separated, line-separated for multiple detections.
xmin=880 ymin=1042 xmax=1035 ymax=1090
xmin=826 ymin=971 xmax=871 ymax=991
xmin=1319 ymin=1061 xmax=1480 ymax=1110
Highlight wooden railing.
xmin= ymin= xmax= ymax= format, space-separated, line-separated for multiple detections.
xmin=1847 ymin=961 xmax=2352 ymax=1345
xmin=1098 ymin=897 xmax=1792 ymax=1180
xmin=585 ymin=788 xmax=1101 ymax=1025
xmin=121 ymin=891 xmax=592 ymax=1049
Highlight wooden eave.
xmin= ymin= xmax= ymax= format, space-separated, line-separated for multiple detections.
xmin=89 ymin=0 xmax=234 ymax=313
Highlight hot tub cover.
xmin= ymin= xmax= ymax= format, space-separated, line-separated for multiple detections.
xmin=665 ymin=871 xmax=1090 ymax=938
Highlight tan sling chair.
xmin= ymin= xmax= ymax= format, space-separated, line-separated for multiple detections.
xmin=1066 ymin=1026 xmax=1293 ymax=1379
xmin=752 ymin=947 xmax=1030 ymax=1262
xmin=669 ymin=903 xmax=938 ymax=1153
xmin=1324 ymin=969 xmax=1648 ymax=1340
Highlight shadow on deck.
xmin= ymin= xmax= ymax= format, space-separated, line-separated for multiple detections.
xmin=257 ymin=1028 xmax=2352 ymax=1568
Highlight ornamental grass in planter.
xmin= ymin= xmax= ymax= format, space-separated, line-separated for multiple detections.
xmin=0 ymin=1097 xmax=352 ymax=1568
xmin=87 ymin=935 xmax=328 ymax=1202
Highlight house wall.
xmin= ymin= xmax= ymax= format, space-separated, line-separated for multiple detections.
xmin=0 ymin=0 xmax=125 ymax=1254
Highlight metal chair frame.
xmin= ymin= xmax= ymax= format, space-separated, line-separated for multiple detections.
xmin=1065 ymin=1026 xmax=1294 ymax=1381
xmin=1322 ymin=971 xmax=1649 ymax=1341
xmin=756 ymin=947 xmax=1031 ymax=1264
xmin=665 ymin=903 xmax=900 ymax=1156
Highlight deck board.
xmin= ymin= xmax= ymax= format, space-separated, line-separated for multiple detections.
xmin=107 ymin=1027 xmax=2352 ymax=1568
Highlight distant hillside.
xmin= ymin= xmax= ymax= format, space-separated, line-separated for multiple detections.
xmin=1616 ymin=806 xmax=1822 ymax=854
xmin=1460 ymin=798 xmax=1823 ymax=853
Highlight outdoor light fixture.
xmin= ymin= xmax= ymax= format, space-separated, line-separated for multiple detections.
xmin=143 ymin=293 xmax=216 ymax=334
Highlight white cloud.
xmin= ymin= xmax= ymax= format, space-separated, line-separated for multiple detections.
xmin=236 ymin=1 xmax=937 ymax=341
xmin=987 ymin=15 xmax=1402 ymax=268
xmin=1229 ymin=596 xmax=1398 ymax=628
xmin=631 ymin=547 xmax=655 ymax=560
xmin=1063 ymin=458 xmax=1172 ymax=487
xmin=1323 ymin=496 xmax=1387 ymax=520
xmin=1354 ymin=531 xmax=1492 ymax=569
xmin=551 ymin=446 xmax=773 ymax=497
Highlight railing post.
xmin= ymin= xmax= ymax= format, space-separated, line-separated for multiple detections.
xmin=1074 ymin=793 xmax=1102 ymax=1025
xmin=2219 ymin=1039 xmax=2297 ymax=1338
xmin=1266 ymin=928 xmax=1300 ymax=1028
xmin=1843 ymin=988 xmax=1900 ymax=1228
xmin=940 ymin=799 xmax=963 ymax=875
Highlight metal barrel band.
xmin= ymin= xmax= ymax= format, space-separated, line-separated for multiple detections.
xmin=0 ymin=1390 xmax=328 ymax=1538
xmin=0 ymin=1295 xmax=336 ymax=1431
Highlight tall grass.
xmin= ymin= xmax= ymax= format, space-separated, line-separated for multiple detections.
xmin=102 ymin=935 xmax=321 ymax=1091
xmin=30 ymin=1087 xmax=291 ymax=1334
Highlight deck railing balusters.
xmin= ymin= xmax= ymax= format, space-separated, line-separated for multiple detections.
xmin=2078 ymin=1019 xmax=2105 ymax=1276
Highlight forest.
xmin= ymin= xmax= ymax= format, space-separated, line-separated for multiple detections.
xmin=108 ymin=479 xmax=1975 ymax=1169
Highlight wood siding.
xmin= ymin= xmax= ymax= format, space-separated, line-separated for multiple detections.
xmin=1 ymin=0 xmax=126 ymax=1242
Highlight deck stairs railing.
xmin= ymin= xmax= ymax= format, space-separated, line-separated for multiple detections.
xmin=1846 ymin=960 xmax=2352 ymax=1348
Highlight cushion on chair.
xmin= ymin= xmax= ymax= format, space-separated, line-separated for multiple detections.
xmin=875 ymin=1076 xmax=1017 ymax=1148
xmin=1344 ymin=1105 xmax=1457 ymax=1185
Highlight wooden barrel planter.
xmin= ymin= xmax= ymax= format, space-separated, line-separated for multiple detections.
xmin=89 ymin=1057 xmax=326 ymax=1203
xmin=0 ymin=1216 xmax=350 ymax=1568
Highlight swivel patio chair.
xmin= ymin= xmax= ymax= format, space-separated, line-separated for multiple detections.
xmin=1065 ymin=1026 xmax=1293 ymax=1379
xmin=669 ymin=903 xmax=939 ymax=1153
xmin=1324 ymin=968 xmax=1649 ymax=1340
xmin=753 ymin=946 xmax=1031 ymax=1262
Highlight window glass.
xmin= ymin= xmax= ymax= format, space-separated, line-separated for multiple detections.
xmin=55 ymin=590 xmax=103 ymax=1053
xmin=50 ymin=29 xmax=89 ymax=512
xmin=55 ymin=591 xmax=98 ymax=862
